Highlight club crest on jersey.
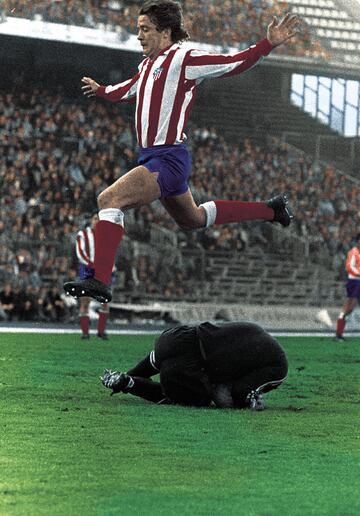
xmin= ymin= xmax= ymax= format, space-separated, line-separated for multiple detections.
xmin=153 ymin=67 xmax=164 ymax=80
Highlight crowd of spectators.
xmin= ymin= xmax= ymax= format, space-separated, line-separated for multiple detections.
xmin=1 ymin=74 xmax=360 ymax=316
xmin=0 ymin=282 xmax=70 ymax=322
xmin=1 ymin=0 xmax=330 ymax=60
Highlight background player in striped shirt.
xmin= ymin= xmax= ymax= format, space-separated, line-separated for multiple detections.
xmin=335 ymin=234 xmax=360 ymax=340
xmin=76 ymin=214 xmax=110 ymax=339
xmin=64 ymin=0 xmax=300 ymax=303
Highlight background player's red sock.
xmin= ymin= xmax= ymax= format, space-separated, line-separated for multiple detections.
xmin=214 ymin=200 xmax=274 ymax=225
xmin=94 ymin=220 xmax=124 ymax=285
xmin=336 ymin=316 xmax=346 ymax=337
xmin=97 ymin=310 xmax=109 ymax=334
xmin=80 ymin=315 xmax=90 ymax=335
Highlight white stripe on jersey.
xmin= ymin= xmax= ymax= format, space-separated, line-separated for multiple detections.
xmin=154 ymin=50 xmax=186 ymax=146
xmin=185 ymin=60 xmax=244 ymax=80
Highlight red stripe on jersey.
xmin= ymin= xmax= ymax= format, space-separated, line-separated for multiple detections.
xmin=83 ymin=228 xmax=91 ymax=259
xmin=146 ymin=50 xmax=177 ymax=147
xmin=217 ymin=51 xmax=267 ymax=79
xmin=165 ymin=51 xmax=195 ymax=145
xmin=186 ymin=39 xmax=272 ymax=68
xmin=136 ymin=59 xmax=153 ymax=148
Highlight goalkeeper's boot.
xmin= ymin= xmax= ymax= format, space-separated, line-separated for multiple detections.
xmin=266 ymin=194 xmax=293 ymax=227
xmin=63 ymin=277 xmax=112 ymax=304
xmin=246 ymin=390 xmax=266 ymax=411
xmin=101 ymin=369 xmax=133 ymax=396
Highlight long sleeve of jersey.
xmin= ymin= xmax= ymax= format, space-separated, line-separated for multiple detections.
xmin=96 ymin=71 xmax=140 ymax=103
xmin=184 ymin=38 xmax=273 ymax=81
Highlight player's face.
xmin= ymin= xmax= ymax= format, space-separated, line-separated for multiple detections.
xmin=137 ymin=15 xmax=170 ymax=60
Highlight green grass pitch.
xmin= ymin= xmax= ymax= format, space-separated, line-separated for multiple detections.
xmin=1 ymin=332 xmax=359 ymax=515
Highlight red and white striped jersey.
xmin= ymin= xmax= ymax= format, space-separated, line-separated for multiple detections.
xmin=76 ymin=226 xmax=95 ymax=267
xmin=96 ymin=38 xmax=273 ymax=148
xmin=346 ymin=246 xmax=360 ymax=279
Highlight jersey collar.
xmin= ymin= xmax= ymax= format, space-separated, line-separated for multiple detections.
xmin=150 ymin=43 xmax=179 ymax=61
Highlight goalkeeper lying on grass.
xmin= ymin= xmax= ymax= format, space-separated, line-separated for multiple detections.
xmin=101 ymin=321 xmax=288 ymax=410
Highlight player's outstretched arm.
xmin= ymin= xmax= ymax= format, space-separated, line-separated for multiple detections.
xmin=81 ymin=76 xmax=100 ymax=97
xmin=267 ymin=12 xmax=300 ymax=47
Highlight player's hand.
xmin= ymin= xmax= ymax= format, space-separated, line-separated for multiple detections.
xmin=267 ymin=13 xmax=300 ymax=47
xmin=81 ymin=77 xmax=100 ymax=97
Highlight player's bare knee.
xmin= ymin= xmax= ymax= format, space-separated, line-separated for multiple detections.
xmin=97 ymin=190 xmax=108 ymax=209
xmin=97 ymin=189 xmax=116 ymax=209
xmin=177 ymin=219 xmax=203 ymax=231
xmin=177 ymin=209 xmax=206 ymax=231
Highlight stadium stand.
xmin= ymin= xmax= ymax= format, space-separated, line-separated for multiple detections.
xmin=1 ymin=0 xmax=328 ymax=59
xmin=1 ymin=1 xmax=359 ymax=323
xmin=1 ymin=71 xmax=356 ymax=317
xmin=286 ymin=0 xmax=360 ymax=63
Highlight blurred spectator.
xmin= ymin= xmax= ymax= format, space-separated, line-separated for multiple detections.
xmin=0 ymin=304 xmax=6 ymax=321
xmin=0 ymin=283 xmax=16 ymax=321
xmin=46 ymin=286 xmax=68 ymax=322
xmin=17 ymin=285 xmax=38 ymax=321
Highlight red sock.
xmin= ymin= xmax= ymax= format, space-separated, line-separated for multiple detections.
xmin=336 ymin=317 xmax=346 ymax=337
xmin=97 ymin=311 xmax=108 ymax=334
xmin=80 ymin=315 xmax=90 ymax=335
xmin=214 ymin=200 xmax=274 ymax=225
xmin=94 ymin=220 xmax=124 ymax=285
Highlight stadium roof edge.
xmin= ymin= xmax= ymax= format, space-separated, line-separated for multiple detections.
xmin=266 ymin=54 xmax=360 ymax=80
xmin=2 ymin=16 xmax=360 ymax=79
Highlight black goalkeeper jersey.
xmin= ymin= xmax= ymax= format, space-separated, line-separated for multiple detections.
xmin=155 ymin=321 xmax=287 ymax=384
xmin=196 ymin=321 xmax=287 ymax=383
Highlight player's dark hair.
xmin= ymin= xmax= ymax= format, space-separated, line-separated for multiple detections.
xmin=139 ymin=0 xmax=190 ymax=43
xmin=355 ymin=233 xmax=360 ymax=242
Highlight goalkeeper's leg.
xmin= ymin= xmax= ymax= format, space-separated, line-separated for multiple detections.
xmin=101 ymin=370 xmax=169 ymax=404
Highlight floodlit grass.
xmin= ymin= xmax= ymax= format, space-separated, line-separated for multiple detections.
xmin=1 ymin=333 xmax=359 ymax=515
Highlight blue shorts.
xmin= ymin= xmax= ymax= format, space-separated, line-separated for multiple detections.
xmin=79 ymin=264 xmax=116 ymax=285
xmin=79 ymin=264 xmax=94 ymax=280
xmin=346 ymin=279 xmax=360 ymax=298
xmin=138 ymin=144 xmax=191 ymax=198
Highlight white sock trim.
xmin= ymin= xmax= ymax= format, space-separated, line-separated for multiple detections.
xmin=150 ymin=350 xmax=159 ymax=371
xmin=98 ymin=208 xmax=124 ymax=226
xmin=199 ymin=201 xmax=217 ymax=228
xmin=126 ymin=376 xmax=135 ymax=389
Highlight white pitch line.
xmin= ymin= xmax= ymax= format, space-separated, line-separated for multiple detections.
xmin=0 ymin=327 xmax=161 ymax=335
xmin=0 ymin=326 xmax=359 ymax=337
